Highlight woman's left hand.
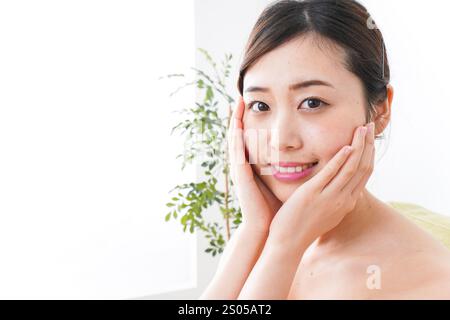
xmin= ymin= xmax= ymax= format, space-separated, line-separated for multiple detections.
xmin=268 ymin=122 xmax=376 ymax=248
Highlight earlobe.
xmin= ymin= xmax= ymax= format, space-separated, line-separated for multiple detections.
xmin=373 ymin=84 xmax=394 ymax=137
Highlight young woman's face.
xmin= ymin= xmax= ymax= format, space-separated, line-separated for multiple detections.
xmin=242 ymin=34 xmax=368 ymax=202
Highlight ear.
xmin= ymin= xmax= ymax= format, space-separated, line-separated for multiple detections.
xmin=373 ymin=84 xmax=394 ymax=137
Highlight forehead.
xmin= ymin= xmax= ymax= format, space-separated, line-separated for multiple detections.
xmin=243 ymin=34 xmax=357 ymax=92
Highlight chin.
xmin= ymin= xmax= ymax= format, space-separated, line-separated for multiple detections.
xmin=255 ymin=162 xmax=319 ymax=202
xmin=273 ymin=183 xmax=301 ymax=203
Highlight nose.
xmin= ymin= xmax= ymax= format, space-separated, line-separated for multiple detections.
xmin=269 ymin=111 xmax=303 ymax=152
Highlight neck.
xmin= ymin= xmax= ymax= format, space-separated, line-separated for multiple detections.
xmin=315 ymin=188 xmax=383 ymax=250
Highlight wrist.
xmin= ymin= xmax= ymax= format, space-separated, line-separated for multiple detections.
xmin=267 ymin=222 xmax=314 ymax=253
xmin=240 ymin=221 xmax=270 ymax=236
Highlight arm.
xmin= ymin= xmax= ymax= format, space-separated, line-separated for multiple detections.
xmin=199 ymin=96 xmax=280 ymax=300
xmin=199 ymin=223 xmax=270 ymax=300
xmin=237 ymin=228 xmax=311 ymax=300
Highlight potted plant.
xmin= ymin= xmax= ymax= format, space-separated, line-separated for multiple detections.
xmin=159 ymin=48 xmax=241 ymax=257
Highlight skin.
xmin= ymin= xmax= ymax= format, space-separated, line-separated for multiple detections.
xmin=236 ymin=33 xmax=450 ymax=299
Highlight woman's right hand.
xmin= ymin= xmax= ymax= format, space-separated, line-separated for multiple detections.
xmin=227 ymin=95 xmax=282 ymax=232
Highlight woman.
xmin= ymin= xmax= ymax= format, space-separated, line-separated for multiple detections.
xmin=200 ymin=0 xmax=450 ymax=299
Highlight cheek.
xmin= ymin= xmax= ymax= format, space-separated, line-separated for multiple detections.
xmin=243 ymin=113 xmax=264 ymax=130
xmin=316 ymin=123 xmax=358 ymax=164
xmin=243 ymin=118 xmax=270 ymax=165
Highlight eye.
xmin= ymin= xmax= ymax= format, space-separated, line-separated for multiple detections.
xmin=299 ymin=97 xmax=328 ymax=111
xmin=248 ymin=101 xmax=270 ymax=113
xmin=247 ymin=98 xmax=329 ymax=113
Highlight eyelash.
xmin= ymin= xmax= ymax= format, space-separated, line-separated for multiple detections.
xmin=247 ymin=97 xmax=329 ymax=113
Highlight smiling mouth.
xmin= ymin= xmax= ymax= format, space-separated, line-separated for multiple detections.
xmin=267 ymin=161 xmax=319 ymax=182
xmin=271 ymin=161 xmax=319 ymax=173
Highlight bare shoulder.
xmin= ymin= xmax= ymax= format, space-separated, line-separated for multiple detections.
xmin=389 ymin=268 xmax=450 ymax=300
xmin=290 ymin=203 xmax=450 ymax=300
xmin=359 ymin=251 xmax=450 ymax=299
xmin=340 ymin=211 xmax=450 ymax=300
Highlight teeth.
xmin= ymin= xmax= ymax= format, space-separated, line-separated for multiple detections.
xmin=278 ymin=166 xmax=289 ymax=173
xmin=273 ymin=162 xmax=316 ymax=173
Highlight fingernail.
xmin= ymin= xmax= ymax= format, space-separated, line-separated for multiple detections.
xmin=365 ymin=122 xmax=373 ymax=136
xmin=369 ymin=122 xmax=375 ymax=135
xmin=360 ymin=126 xmax=367 ymax=136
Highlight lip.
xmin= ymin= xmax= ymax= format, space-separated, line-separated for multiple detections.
xmin=271 ymin=161 xmax=317 ymax=167
xmin=271 ymin=162 xmax=318 ymax=182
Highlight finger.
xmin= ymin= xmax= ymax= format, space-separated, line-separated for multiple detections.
xmin=234 ymin=123 xmax=246 ymax=167
xmin=228 ymin=96 xmax=243 ymax=128
xmin=229 ymin=97 xmax=247 ymax=178
xmin=234 ymin=97 xmax=246 ymax=165
xmin=254 ymin=173 xmax=282 ymax=214
xmin=226 ymin=101 xmax=237 ymax=143
xmin=230 ymin=135 xmax=240 ymax=184
xmin=230 ymin=97 xmax=258 ymax=188
xmin=233 ymin=95 xmax=245 ymax=126
xmin=322 ymin=124 xmax=367 ymax=193
xmin=343 ymin=122 xmax=375 ymax=194
xmin=228 ymin=96 xmax=244 ymax=164
xmin=227 ymin=97 xmax=244 ymax=165
xmin=306 ymin=144 xmax=354 ymax=193
xmin=351 ymin=142 xmax=375 ymax=198
xmin=228 ymin=101 xmax=238 ymax=181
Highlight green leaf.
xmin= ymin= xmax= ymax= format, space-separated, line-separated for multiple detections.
xmin=165 ymin=212 xmax=171 ymax=221
xmin=205 ymin=86 xmax=213 ymax=102
xmin=166 ymin=202 xmax=175 ymax=207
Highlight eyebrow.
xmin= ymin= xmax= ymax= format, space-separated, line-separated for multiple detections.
xmin=244 ymin=79 xmax=334 ymax=93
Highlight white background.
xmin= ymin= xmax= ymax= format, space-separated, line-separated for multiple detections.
xmin=0 ymin=0 xmax=196 ymax=299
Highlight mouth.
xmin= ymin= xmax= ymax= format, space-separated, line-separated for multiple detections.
xmin=269 ymin=161 xmax=319 ymax=182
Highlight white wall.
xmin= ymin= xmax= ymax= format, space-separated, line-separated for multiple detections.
xmin=142 ymin=0 xmax=450 ymax=299
xmin=0 ymin=0 xmax=197 ymax=299
xmin=360 ymin=0 xmax=450 ymax=215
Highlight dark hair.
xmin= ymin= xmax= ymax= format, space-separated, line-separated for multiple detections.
xmin=237 ymin=0 xmax=389 ymax=136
